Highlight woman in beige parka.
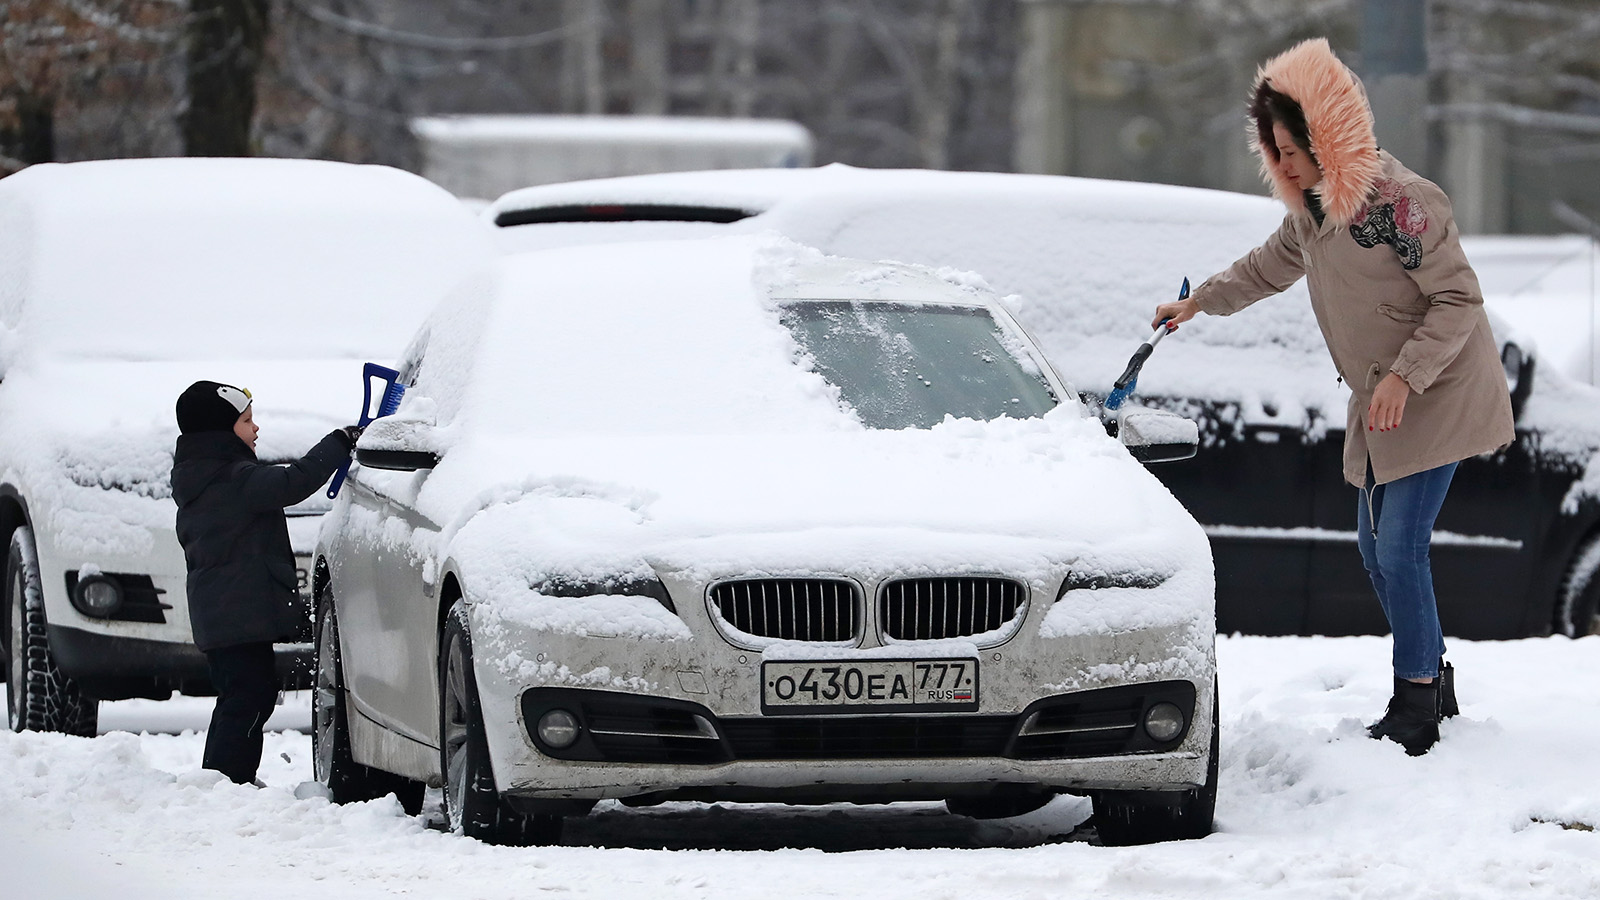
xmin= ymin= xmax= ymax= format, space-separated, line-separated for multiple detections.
xmin=1153 ymin=38 xmax=1515 ymax=757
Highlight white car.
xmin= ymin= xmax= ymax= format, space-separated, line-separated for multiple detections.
xmin=313 ymin=234 xmax=1217 ymax=846
xmin=0 ymin=158 xmax=492 ymax=735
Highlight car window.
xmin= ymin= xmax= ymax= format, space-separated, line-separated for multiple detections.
xmin=779 ymin=300 xmax=1057 ymax=430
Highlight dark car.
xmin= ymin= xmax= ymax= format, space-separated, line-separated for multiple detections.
xmin=484 ymin=165 xmax=1600 ymax=640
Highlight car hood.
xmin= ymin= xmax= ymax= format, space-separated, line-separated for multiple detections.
xmin=373 ymin=413 xmax=1211 ymax=594
xmin=0 ymin=358 xmax=374 ymax=560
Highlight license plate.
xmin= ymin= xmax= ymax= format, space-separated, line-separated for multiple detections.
xmin=294 ymin=554 xmax=312 ymax=603
xmin=761 ymin=658 xmax=979 ymax=715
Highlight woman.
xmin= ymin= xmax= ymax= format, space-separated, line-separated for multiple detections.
xmin=1153 ymin=38 xmax=1514 ymax=756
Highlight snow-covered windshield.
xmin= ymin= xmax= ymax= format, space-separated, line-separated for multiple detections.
xmin=780 ymin=301 xmax=1056 ymax=429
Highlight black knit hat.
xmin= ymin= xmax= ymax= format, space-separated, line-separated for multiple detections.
xmin=176 ymin=381 xmax=252 ymax=434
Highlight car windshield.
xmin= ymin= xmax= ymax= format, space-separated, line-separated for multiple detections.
xmin=779 ymin=300 xmax=1057 ymax=429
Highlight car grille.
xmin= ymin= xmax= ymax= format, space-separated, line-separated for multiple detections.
xmin=521 ymin=682 xmax=1196 ymax=764
xmin=709 ymin=578 xmax=860 ymax=643
xmin=878 ymin=577 xmax=1025 ymax=641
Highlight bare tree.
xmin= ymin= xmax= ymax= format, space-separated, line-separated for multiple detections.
xmin=0 ymin=0 xmax=177 ymax=173
xmin=182 ymin=0 xmax=271 ymax=156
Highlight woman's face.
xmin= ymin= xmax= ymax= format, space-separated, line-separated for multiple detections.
xmin=1272 ymin=121 xmax=1321 ymax=190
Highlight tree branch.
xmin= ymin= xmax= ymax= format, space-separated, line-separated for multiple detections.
xmin=285 ymin=0 xmax=592 ymax=53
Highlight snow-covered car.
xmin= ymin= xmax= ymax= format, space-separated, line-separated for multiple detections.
xmin=487 ymin=166 xmax=1600 ymax=640
xmin=313 ymin=235 xmax=1218 ymax=847
xmin=0 ymin=158 xmax=492 ymax=735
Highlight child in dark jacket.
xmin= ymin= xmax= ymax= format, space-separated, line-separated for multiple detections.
xmin=171 ymin=380 xmax=358 ymax=785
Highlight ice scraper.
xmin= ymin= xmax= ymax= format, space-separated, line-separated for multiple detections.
xmin=1105 ymin=277 xmax=1188 ymax=413
xmin=326 ymin=363 xmax=406 ymax=499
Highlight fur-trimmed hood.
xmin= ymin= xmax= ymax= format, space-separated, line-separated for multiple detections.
xmin=1252 ymin=38 xmax=1380 ymax=228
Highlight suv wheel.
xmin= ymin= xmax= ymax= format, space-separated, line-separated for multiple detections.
xmin=440 ymin=600 xmax=561 ymax=846
xmin=312 ymin=582 xmax=423 ymax=813
xmin=6 ymin=527 xmax=98 ymax=735
xmin=1092 ymin=686 xmax=1218 ymax=846
xmin=1559 ymin=534 xmax=1600 ymax=638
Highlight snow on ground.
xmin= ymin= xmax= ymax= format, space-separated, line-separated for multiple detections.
xmin=6 ymin=635 xmax=1598 ymax=899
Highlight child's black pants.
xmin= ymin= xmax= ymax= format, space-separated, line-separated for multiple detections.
xmin=202 ymin=642 xmax=277 ymax=785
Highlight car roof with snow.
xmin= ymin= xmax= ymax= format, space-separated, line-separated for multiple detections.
xmin=0 ymin=158 xmax=494 ymax=459
xmin=396 ymin=234 xmax=1062 ymax=439
xmin=488 ymin=166 xmax=1332 ymax=419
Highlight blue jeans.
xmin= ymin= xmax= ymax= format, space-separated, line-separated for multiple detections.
xmin=1356 ymin=460 xmax=1458 ymax=680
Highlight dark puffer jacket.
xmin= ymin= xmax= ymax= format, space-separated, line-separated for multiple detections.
xmin=171 ymin=430 xmax=351 ymax=651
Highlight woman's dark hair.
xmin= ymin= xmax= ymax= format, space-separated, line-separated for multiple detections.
xmin=1251 ymin=81 xmax=1316 ymax=165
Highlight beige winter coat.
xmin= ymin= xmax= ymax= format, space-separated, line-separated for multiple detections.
xmin=1192 ymin=40 xmax=1514 ymax=488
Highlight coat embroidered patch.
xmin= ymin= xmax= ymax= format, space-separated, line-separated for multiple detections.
xmin=1350 ymin=180 xmax=1426 ymax=270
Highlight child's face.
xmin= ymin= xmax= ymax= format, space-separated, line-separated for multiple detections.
xmin=234 ymin=406 xmax=258 ymax=450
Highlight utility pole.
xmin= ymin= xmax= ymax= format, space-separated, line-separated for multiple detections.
xmin=1361 ymin=0 xmax=1428 ymax=168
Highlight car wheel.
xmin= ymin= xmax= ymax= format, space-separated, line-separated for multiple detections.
xmin=1559 ymin=534 xmax=1600 ymax=638
xmin=5 ymin=527 xmax=98 ymax=736
xmin=312 ymin=582 xmax=423 ymax=814
xmin=1092 ymin=686 xmax=1218 ymax=847
xmin=440 ymin=600 xmax=562 ymax=846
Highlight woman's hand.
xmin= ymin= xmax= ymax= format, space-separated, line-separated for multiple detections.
xmin=1152 ymin=297 xmax=1201 ymax=330
xmin=1368 ymin=372 xmax=1412 ymax=432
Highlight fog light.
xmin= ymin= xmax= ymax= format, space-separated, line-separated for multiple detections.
xmin=537 ymin=709 xmax=581 ymax=749
xmin=73 ymin=574 xmax=124 ymax=618
xmin=1143 ymin=701 xmax=1186 ymax=743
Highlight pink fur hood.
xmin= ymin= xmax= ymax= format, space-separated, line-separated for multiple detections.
xmin=1252 ymin=38 xmax=1380 ymax=228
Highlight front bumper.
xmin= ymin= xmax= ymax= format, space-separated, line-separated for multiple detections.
xmin=47 ymin=624 xmax=313 ymax=700
xmin=470 ymin=604 xmax=1216 ymax=805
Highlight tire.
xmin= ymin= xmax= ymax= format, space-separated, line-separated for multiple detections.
xmin=5 ymin=527 xmax=98 ymax=735
xmin=1559 ymin=534 xmax=1600 ymax=638
xmin=440 ymin=601 xmax=561 ymax=846
xmin=1092 ymin=686 xmax=1219 ymax=847
xmin=312 ymin=581 xmax=423 ymax=815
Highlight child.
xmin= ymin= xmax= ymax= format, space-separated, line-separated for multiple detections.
xmin=171 ymin=380 xmax=359 ymax=785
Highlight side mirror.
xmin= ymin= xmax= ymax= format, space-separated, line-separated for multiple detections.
xmin=1502 ymin=342 xmax=1534 ymax=423
xmin=1119 ymin=408 xmax=1199 ymax=464
xmin=353 ymin=412 xmax=441 ymax=472
xmin=355 ymin=448 xmax=439 ymax=471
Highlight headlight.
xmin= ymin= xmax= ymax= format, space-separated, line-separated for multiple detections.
xmin=1057 ymin=568 xmax=1170 ymax=595
xmin=72 ymin=573 xmax=125 ymax=618
xmin=536 ymin=709 xmax=582 ymax=749
xmin=532 ymin=574 xmax=676 ymax=614
xmin=1142 ymin=701 xmax=1186 ymax=743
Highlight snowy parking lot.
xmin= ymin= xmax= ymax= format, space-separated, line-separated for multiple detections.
xmin=7 ymin=634 xmax=1598 ymax=899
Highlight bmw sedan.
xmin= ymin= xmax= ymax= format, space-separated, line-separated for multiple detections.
xmin=314 ymin=235 xmax=1217 ymax=846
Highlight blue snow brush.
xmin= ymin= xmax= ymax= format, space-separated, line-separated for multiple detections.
xmin=1105 ymin=277 xmax=1188 ymax=413
xmin=326 ymin=363 xmax=406 ymax=499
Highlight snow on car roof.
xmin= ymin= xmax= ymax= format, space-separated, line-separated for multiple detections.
xmin=487 ymin=165 xmax=1337 ymax=423
xmin=410 ymin=235 xmax=1004 ymax=438
xmin=0 ymin=158 xmax=493 ymax=367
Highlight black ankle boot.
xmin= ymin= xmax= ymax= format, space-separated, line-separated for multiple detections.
xmin=1366 ymin=678 xmax=1439 ymax=756
xmin=1438 ymin=660 xmax=1458 ymax=719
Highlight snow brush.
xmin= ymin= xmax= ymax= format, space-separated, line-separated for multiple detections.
xmin=1105 ymin=277 xmax=1188 ymax=413
xmin=326 ymin=363 xmax=406 ymax=499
